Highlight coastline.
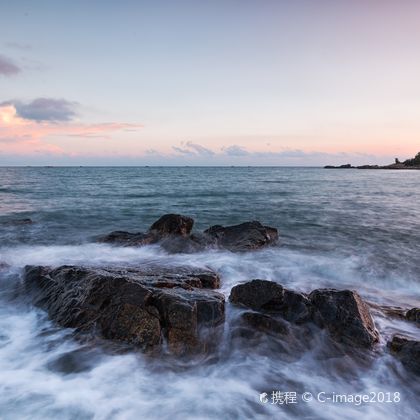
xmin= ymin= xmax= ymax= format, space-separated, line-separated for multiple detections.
xmin=325 ymin=152 xmax=420 ymax=170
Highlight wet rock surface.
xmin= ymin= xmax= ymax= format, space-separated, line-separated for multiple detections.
xmin=406 ymin=308 xmax=420 ymax=325
xmin=24 ymin=264 xmax=225 ymax=355
xmin=229 ymin=280 xmax=379 ymax=349
xmin=149 ymin=214 xmax=194 ymax=237
xmin=309 ymin=289 xmax=379 ymax=348
xmin=99 ymin=214 xmax=279 ymax=253
xmin=388 ymin=335 xmax=420 ymax=375
xmin=229 ymin=279 xmax=311 ymax=323
xmin=204 ymin=221 xmax=278 ymax=251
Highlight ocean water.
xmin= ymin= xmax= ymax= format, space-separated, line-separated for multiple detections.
xmin=0 ymin=166 xmax=419 ymax=420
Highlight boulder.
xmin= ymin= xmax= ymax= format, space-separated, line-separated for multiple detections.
xmin=406 ymin=308 xmax=420 ymax=325
xmin=229 ymin=281 xmax=379 ymax=349
xmin=229 ymin=280 xmax=311 ymax=323
xmin=149 ymin=214 xmax=194 ymax=237
xmin=24 ymin=264 xmax=224 ymax=355
xmin=388 ymin=335 xmax=420 ymax=375
xmin=204 ymin=221 xmax=278 ymax=251
xmin=309 ymin=289 xmax=379 ymax=348
xmin=99 ymin=213 xmax=193 ymax=246
xmin=98 ymin=215 xmax=279 ymax=253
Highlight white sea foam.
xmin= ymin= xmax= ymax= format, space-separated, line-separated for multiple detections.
xmin=0 ymin=242 xmax=419 ymax=419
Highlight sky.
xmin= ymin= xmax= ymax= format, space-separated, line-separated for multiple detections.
xmin=0 ymin=0 xmax=419 ymax=166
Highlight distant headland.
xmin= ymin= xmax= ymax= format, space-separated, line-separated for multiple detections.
xmin=325 ymin=152 xmax=420 ymax=169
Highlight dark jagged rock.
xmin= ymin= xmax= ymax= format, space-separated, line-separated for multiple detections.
xmin=230 ymin=280 xmax=283 ymax=310
xmin=406 ymin=308 xmax=420 ymax=325
xmin=98 ymin=214 xmax=279 ymax=253
xmin=229 ymin=280 xmax=379 ymax=349
xmin=98 ymin=213 xmax=193 ymax=246
xmin=388 ymin=335 xmax=420 ymax=375
xmin=149 ymin=214 xmax=194 ymax=237
xmin=309 ymin=289 xmax=379 ymax=348
xmin=229 ymin=280 xmax=312 ymax=323
xmin=204 ymin=221 xmax=278 ymax=251
xmin=24 ymin=264 xmax=224 ymax=355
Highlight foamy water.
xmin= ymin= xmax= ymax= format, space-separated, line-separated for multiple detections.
xmin=0 ymin=167 xmax=419 ymax=419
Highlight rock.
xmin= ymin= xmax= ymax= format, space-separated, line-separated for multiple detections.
xmin=230 ymin=280 xmax=283 ymax=310
xmin=406 ymin=308 xmax=420 ymax=325
xmin=240 ymin=312 xmax=289 ymax=336
xmin=204 ymin=221 xmax=278 ymax=251
xmin=98 ymin=213 xmax=194 ymax=246
xmin=149 ymin=214 xmax=194 ymax=237
xmin=309 ymin=289 xmax=379 ymax=348
xmin=230 ymin=282 xmax=379 ymax=349
xmin=388 ymin=335 xmax=420 ymax=375
xmin=24 ymin=264 xmax=224 ymax=355
xmin=99 ymin=215 xmax=279 ymax=253
xmin=229 ymin=280 xmax=311 ymax=323
xmin=99 ymin=231 xmax=154 ymax=246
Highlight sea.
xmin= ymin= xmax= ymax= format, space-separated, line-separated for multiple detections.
xmin=0 ymin=166 xmax=419 ymax=419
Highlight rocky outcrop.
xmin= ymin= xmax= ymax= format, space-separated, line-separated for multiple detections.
xmin=99 ymin=214 xmax=192 ymax=246
xmin=229 ymin=280 xmax=311 ymax=323
xmin=24 ymin=264 xmax=224 ymax=355
xmin=99 ymin=214 xmax=278 ymax=253
xmin=324 ymin=152 xmax=420 ymax=170
xmin=309 ymin=289 xmax=379 ymax=348
xmin=229 ymin=280 xmax=379 ymax=348
xmin=388 ymin=335 xmax=420 ymax=375
xmin=406 ymin=308 xmax=420 ymax=325
xmin=204 ymin=222 xmax=278 ymax=251
xmin=149 ymin=214 xmax=194 ymax=237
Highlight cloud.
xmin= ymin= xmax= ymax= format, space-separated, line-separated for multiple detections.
xmin=185 ymin=141 xmax=215 ymax=156
xmin=173 ymin=146 xmax=194 ymax=155
xmin=2 ymin=98 xmax=78 ymax=122
xmin=222 ymin=145 xmax=249 ymax=156
xmin=173 ymin=141 xmax=215 ymax=157
xmin=0 ymin=54 xmax=21 ymax=76
xmin=0 ymin=103 xmax=143 ymax=156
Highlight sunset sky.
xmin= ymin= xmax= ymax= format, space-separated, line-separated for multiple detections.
xmin=1 ymin=0 xmax=419 ymax=166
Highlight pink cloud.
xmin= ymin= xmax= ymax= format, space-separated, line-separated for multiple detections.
xmin=0 ymin=104 xmax=143 ymax=155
